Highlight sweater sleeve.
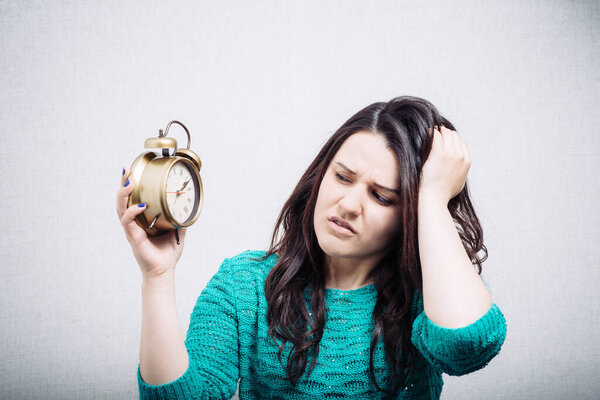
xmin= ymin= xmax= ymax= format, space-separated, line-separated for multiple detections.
xmin=410 ymin=287 xmax=507 ymax=376
xmin=137 ymin=257 xmax=240 ymax=399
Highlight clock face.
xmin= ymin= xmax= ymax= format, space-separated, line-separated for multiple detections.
xmin=165 ymin=161 xmax=199 ymax=225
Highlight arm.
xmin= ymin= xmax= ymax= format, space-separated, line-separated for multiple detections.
xmin=117 ymin=169 xmax=191 ymax=388
xmin=412 ymin=194 xmax=506 ymax=376
xmin=137 ymin=258 xmax=240 ymax=399
xmin=140 ymin=272 xmax=189 ymax=385
xmin=417 ymin=193 xmax=491 ymax=328
xmin=411 ymin=126 xmax=506 ymax=375
xmin=410 ymin=286 xmax=506 ymax=376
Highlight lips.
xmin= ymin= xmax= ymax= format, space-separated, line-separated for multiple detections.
xmin=328 ymin=216 xmax=356 ymax=234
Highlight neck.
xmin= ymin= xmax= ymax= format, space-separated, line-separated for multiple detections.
xmin=324 ymin=254 xmax=378 ymax=290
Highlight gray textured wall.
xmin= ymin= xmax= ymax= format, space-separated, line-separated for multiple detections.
xmin=1 ymin=1 xmax=598 ymax=399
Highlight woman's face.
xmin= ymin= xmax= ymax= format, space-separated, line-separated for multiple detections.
xmin=313 ymin=131 xmax=402 ymax=269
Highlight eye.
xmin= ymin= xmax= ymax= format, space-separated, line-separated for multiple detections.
xmin=373 ymin=192 xmax=392 ymax=205
xmin=335 ymin=173 xmax=350 ymax=182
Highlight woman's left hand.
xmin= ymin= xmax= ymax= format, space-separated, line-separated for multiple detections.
xmin=419 ymin=126 xmax=471 ymax=204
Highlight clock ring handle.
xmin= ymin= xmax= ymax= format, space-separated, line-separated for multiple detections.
xmin=159 ymin=120 xmax=191 ymax=150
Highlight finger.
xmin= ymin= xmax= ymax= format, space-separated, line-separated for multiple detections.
xmin=428 ymin=125 xmax=442 ymax=137
xmin=449 ymin=130 xmax=463 ymax=157
xmin=441 ymin=127 xmax=462 ymax=157
xmin=461 ymin=140 xmax=471 ymax=166
xmin=117 ymin=168 xmax=135 ymax=219
xmin=120 ymin=202 xmax=148 ymax=241
xmin=121 ymin=166 xmax=130 ymax=185
xmin=438 ymin=126 xmax=455 ymax=154
xmin=431 ymin=126 xmax=444 ymax=150
xmin=447 ymin=130 xmax=467 ymax=162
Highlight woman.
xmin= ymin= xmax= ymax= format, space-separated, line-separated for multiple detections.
xmin=116 ymin=96 xmax=507 ymax=399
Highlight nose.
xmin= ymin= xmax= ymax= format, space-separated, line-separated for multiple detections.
xmin=338 ymin=186 xmax=362 ymax=218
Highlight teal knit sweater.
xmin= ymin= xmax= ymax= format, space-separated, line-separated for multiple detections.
xmin=138 ymin=250 xmax=507 ymax=399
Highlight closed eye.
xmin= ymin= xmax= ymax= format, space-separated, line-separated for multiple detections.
xmin=335 ymin=172 xmax=350 ymax=182
xmin=336 ymin=173 xmax=393 ymax=206
xmin=373 ymin=192 xmax=392 ymax=205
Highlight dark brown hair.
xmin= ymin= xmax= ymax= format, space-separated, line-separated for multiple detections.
xmin=259 ymin=96 xmax=487 ymax=394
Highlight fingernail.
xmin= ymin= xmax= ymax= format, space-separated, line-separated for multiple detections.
xmin=138 ymin=203 xmax=146 ymax=208
xmin=122 ymin=168 xmax=125 ymax=176
xmin=124 ymin=179 xmax=130 ymax=187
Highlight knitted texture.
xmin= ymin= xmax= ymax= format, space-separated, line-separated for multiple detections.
xmin=138 ymin=250 xmax=507 ymax=399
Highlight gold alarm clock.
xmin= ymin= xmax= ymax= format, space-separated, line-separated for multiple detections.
xmin=127 ymin=120 xmax=204 ymax=244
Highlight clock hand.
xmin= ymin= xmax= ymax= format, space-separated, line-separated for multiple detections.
xmin=180 ymin=179 xmax=190 ymax=191
xmin=172 ymin=178 xmax=191 ymax=207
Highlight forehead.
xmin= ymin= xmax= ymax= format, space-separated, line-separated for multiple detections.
xmin=332 ymin=132 xmax=399 ymax=185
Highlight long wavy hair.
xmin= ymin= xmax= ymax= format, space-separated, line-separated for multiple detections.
xmin=259 ymin=96 xmax=487 ymax=394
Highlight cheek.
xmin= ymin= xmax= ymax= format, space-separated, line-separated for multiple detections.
xmin=316 ymin=178 xmax=335 ymax=206
xmin=314 ymin=183 xmax=329 ymax=220
xmin=372 ymin=211 xmax=401 ymax=237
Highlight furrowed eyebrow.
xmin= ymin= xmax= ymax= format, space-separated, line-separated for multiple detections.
xmin=335 ymin=161 xmax=400 ymax=196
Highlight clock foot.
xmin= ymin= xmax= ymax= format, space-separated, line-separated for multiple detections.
xmin=149 ymin=215 xmax=159 ymax=229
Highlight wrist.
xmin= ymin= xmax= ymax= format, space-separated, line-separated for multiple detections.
xmin=142 ymin=270 xmax=176 ymax=290
xmin=418 ymin=189 xmax=449 ymax=207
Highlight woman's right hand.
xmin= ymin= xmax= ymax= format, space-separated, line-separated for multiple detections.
xmin=117 ymin=167 xmax=187 ymax=279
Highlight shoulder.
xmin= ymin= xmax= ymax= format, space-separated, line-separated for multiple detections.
xmin=219 ymin=249 xmax=279 ymax=285
xmin=226 ymin=249 xmax=277 ymax=264
xmin=223 ymin=249 xmax=278 ymax=269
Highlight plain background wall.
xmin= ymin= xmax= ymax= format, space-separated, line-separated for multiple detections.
xmin=1 ymin=1 xmax=598 ymax=399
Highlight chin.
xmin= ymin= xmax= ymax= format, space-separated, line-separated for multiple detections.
xmin=315 ymin=221 xmax=366 ymax=259
xmin=316 ymin=234 xmax=356 ymax=259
